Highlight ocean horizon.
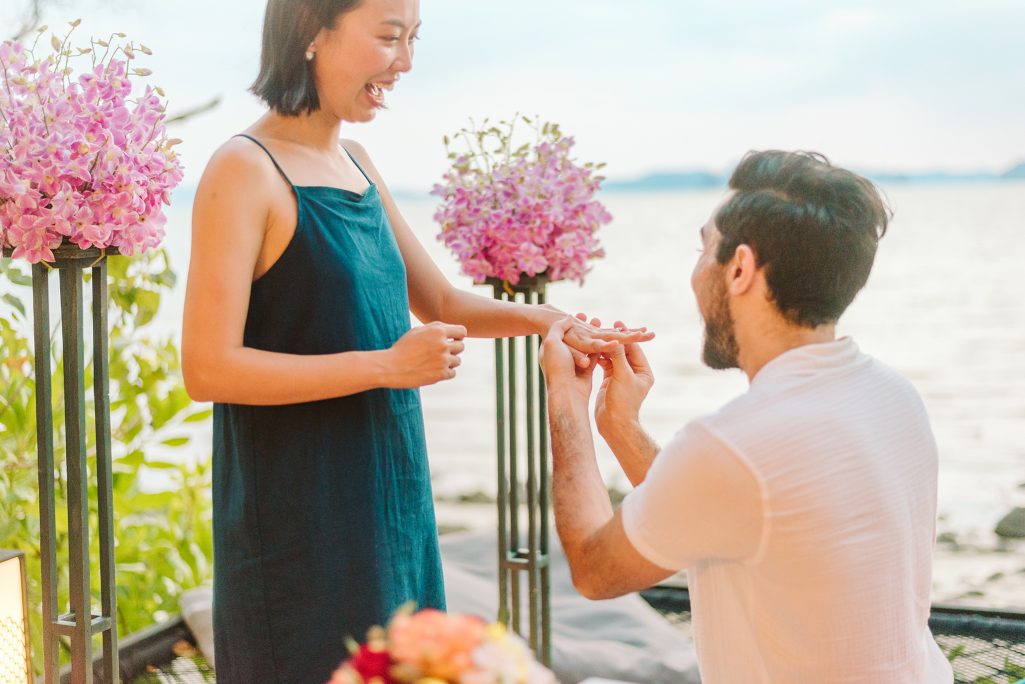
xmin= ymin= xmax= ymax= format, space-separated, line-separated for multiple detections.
xmin=145 ymin=180 xmax=1025 ymax=540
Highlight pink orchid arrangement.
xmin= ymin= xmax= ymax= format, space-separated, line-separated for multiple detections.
xmin=0 ymin=21 xmax=183 ymax=263
xmin=432 ymin=116 xmax=610 ymax=286
xmin=329 ymin=608 xmax=558 ymax=684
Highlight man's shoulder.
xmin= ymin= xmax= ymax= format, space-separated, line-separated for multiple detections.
xmin=702 ymin=350 xmax=927 ymax=441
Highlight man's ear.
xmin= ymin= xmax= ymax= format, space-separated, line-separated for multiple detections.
xmin=727 ymin=245 xmax=758 ymax=295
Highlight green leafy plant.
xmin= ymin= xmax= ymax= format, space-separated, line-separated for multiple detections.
xmin=0 ymin=249 xmax=212 ymax=674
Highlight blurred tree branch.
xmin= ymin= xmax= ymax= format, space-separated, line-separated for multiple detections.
xmin=10 ymin=0 xmax=43 ymax=41
xmin=166 ymin=96 xmax=222 ymax=127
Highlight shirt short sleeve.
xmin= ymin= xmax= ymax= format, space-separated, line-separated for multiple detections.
xmin=620 ymin=420 xmax=766 ymax=570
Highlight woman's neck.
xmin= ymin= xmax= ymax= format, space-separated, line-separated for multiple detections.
xmin=253 ymin=109 xmax=343 ymax=151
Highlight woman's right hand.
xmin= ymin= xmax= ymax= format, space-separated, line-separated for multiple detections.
xmin=383 ymin=322 xmax=467 ymax=388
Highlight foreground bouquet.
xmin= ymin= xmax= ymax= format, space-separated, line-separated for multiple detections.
xmin=432 ymin=115 xmax=610 ymax=286
xmin=0 ymin=21 xmax=183 ymax=263
xmin=329 ymin=608 xmax=557 ymax=684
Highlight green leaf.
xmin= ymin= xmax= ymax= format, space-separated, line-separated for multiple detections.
xmin=116 ymin=450 xmax=146 ymax=468
xmin=142 ymin=458 xmax=181 ymax=469
xmin=160 ymin=437 xmax=190 ymax=447
xmin=183 ymin=408 xmax=213 ymax=424
xmin=6 ymin=270 xmax=33 ymax=287
xmin=1005 ymin=658 xmax=1025 ymax=678
xmin=2 ymin=294 xmax=26 ymax=319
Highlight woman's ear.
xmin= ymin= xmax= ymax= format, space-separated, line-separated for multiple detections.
xmin=727 ymin=244 xmax=758 ymax=295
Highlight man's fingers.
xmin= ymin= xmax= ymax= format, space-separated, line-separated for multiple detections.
xmin=608 ymin=342 xmax=633 ymax=375
xmin=624 ymin=342 xmax=650 ymax=371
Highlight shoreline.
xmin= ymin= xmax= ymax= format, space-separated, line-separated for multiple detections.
xmin=434 ymin=494 xmax=1025 ymax=611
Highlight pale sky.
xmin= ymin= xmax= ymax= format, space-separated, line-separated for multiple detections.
xmin=3 ymin=0 xmax=1023 ymax=191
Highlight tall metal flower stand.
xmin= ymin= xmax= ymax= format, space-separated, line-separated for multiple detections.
xmin=3 ymin=243 xmax=120 ymax=683
xmin=485 ymin=275 xmax=552 ymax=667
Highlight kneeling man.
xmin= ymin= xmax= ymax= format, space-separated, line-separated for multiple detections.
xmin=540 ymin=150 xmax=952 ymax=683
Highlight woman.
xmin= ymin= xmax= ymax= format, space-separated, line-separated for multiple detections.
xmin=181 ymin=0 xmax=649 ymax=681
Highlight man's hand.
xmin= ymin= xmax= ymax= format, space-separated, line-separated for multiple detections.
xmin=540 ymin=316 xmax=599 ymax=405
xmin=594 ymin=320 xmax=655 ymax=436
xmin=534 ymin=304 xmax=653 ymax=369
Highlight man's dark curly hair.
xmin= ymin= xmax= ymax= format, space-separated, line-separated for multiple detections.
xmin=715 ymin=150 xmax=891 ymax=328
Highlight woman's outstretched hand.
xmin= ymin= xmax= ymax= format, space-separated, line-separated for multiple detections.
xmin=383 ymin=322 xmax=467 ymax=388
xmin=540 ymin=306 xmax=654 ymax=367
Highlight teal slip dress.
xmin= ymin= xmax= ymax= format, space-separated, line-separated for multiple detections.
xmin=210 ymin=134 xmax=445 ymax=684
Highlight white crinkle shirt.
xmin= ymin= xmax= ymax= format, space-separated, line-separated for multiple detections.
xmin=621 ymin=338 xmax=953 ymax=683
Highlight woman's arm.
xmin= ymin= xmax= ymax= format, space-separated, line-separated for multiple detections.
xmin=342 ymin=140 xmax=653 ymax=354
xmin=181 ymin=139 xmax=464 ymax=405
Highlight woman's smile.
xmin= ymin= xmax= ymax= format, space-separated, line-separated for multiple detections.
xmin=363 ymin=78 xmax=397 ymax=109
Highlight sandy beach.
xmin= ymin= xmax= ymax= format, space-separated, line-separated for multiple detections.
xmin=431 ymin=494 xmax=1025 ymax=610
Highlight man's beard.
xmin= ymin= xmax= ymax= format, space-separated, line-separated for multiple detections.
xmin=701 ymin=275 xmax=740 ymax=370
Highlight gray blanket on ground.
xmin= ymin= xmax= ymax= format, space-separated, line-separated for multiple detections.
xmin=181 ymin=530 xmax=700 ymax=683
xmin=440 ymin=529 xmax=700 ymax=684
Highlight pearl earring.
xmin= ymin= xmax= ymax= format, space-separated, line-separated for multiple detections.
xmin=305 ymin=49 xmax=315 ymax=61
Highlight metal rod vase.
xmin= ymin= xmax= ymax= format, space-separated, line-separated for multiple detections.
xmin=3 ymin=243 xmax=120 ymax=684
xmin=485 ymin=274 xmax=551 ymax=667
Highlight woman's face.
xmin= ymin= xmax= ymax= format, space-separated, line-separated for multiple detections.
xmin=312 ymin=0 xmax=421 ymax=123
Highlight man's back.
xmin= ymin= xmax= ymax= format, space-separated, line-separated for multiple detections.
xmin=624 ymin=338 xmax=953 ymax=683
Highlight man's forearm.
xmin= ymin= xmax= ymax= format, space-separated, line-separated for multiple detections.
xmin=548 ymin=390 xmax=614 ymax=561
xmin=599 ymin=418 xmax=660 ymax=487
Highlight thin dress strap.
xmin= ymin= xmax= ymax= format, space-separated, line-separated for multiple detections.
xmin=234 ymin=134 xmax=294 ymax=187
xmin=341 ymin=145 xmax=374 ymax=185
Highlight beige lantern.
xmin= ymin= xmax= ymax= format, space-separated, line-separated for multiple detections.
xmin=0 ymin=549 xmax=31 ymax=684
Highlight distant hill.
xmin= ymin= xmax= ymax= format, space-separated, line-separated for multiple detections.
xmin=1002 ymin=162 xmax=1025 ymax=179
xmin=863 ymin=170 xmax=1000 ymax=185
xmin=602 ymin=171 xmax=724 ymax=193
xmin=600 ymin=161 xmax=1025 ymax=193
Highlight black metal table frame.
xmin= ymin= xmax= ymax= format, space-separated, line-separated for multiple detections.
xmin=486 ymin=275 xmax=552 ymax=666
xmin=5 ymin=244 xmax=120 ymax=684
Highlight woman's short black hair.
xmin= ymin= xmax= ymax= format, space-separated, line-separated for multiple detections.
xmin=250 ymin=0 xmax=364 ymax=116
xmin=715 ymin=151 xmax=891 ymax=328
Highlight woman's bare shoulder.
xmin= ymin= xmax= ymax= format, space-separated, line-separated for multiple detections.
xmin=340 ymin=137 xmax=369 ymax=158
xmin=340 ymin=137 xmax=384 ymax=184
xmin=196 ymin=136 xmax=283 ymax=202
